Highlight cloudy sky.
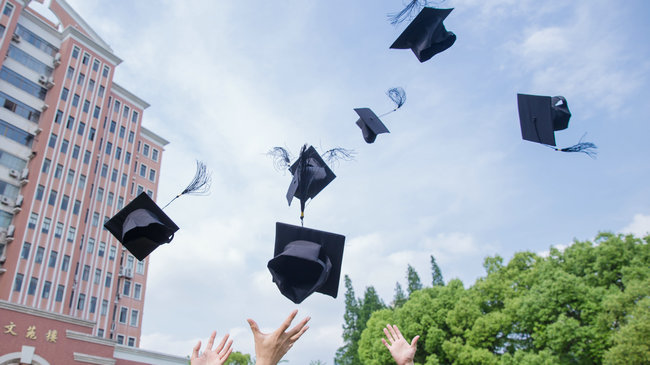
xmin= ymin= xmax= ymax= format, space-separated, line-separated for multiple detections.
xmin=42 ymin=0 xmax=650 ymax=363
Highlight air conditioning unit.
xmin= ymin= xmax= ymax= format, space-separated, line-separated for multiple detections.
xmin=20 ymin=168 xmax=28 ymax=180
xmin=0 ymin=196 xmax=10 ymax=205
xmin=15 ymin=195 xmax=23 ymax=207
xmin=53 ymin=53 xmax=61 ymax=67
xmin=38 ymin=75 xmax=47 ymax=85
xmin=12 ymin=206 xmax=21 ymax=214
xmin=28 ymin=151 xmax=37 ymax=160
xmin=125 ymin=268 xmax=133 ymax=278
xmin=9 ymin=169 xmax=19 ymax=178
xmin=11 ymin=34 xmax=20 ymax=43
xmin=0 ymin=255 xmax=6 ymax=264
xmin=41 ymin=104 xmax=49 ymax=111
xmin=45 ymin=78 xmax=55 ymax=89
xmin=6 ymin=225 xmax=15 ymax=238
xmin=34 ymin=127 xmax=42 ymax=135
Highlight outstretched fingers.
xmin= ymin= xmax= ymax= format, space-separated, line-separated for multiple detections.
xmin=278 ymin=309 xmax=299 ymax=333
xmin=191 ymin=340 xmax=201 ymax=360
xmin=287 ymin=315 xmax=311 ymax=337
xmin=205 ymin=331 xmax=216 ymax=351
xmin=214 ymin=333 xmax=229 ymax=354
xmin=411 ymin=335 xmax=420 ymax=349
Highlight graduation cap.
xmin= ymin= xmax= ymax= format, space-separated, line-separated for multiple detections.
xmin=268 ymin=222 xmax=345 ymax=304
xmin=517 ymin=93 xmax=597 ymax=157
xmin=286 ymin=145 xmax=336 ymax=223
xmin=104 ymin=161 xmax=212 ymax=260
xmin=390 ymin=7 xmax=456 ymax=63
xmin=355 ymin=87 xmax=406 ymax=144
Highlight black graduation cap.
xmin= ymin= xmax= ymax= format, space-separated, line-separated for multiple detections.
xmin=390 ymin=7 xmax=456 ymax=63
xmin=286 ymin=145 xmax=336 ymax=221
xmin=517 ymin=93 xmax=597 ymax=157
xmin=355 ymin=108 xmax=390 ymax=144
xmin=104 ymin=192 xmax=179 ymax=261
xmin=268 ymin=222 xmax=345 ymax=304
xmin=104 ymin=160 xmax=211 ymax=260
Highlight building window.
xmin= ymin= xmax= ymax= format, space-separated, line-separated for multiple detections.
xmin=83 ymin=100 xmax=90 ymax=113
xmin=105 ymin=272 xmax=112 ymax=287
xmin=54 ymin=222 xmax=63 ymax=238
xmin=55 ymin=284 xmax=64 ymax=302
xmin=119 ymin=307 xmax=128 ymax=323
xmin=66 ymin=169 xmax=75 ymax=184
xmin=67 ymin=226 xmax=75 ymax=242
xmin=89 ymin=127 xmax=96 ymax=141
xmin=61 ymin=87 xmax=68 ymax=101
xmin=61 ymin=195 xmax=69 ymax=211
xmin=42 ymin=281 xmax=51 ymax=299
xmin=21 ymin=242 xmax=31 ymax=259
xmin=130 ymin=309 xmax=139 ymax=327
xmin=48 ymin=190 xmax=57 ymax=206
xmin=110 ymin=120 xmax=116 ymax=133
xmin=142 ymin=144 xmax=150 ymax=157
xmin=149 ymin=169 xmax=156 ymax=182
xmin=114 ymin=100 xmax=120 ymax=112
xmin=41 ymin=218 xmax=51 ymax=234
xmin=94 ymin=269 xmax=101 ymax=285
xmin=93 ymin=60 xmax=99 ymax=71
xmin=123 ymin=280 xmax=131 ymax=296
xmin=98 ymin=241 xmax=106 ymax=257
xmin=72 ymin=144 xmax=80 ymax=158
xmin=99 ymin=85 xmax=105 ymax=97
xmin=93 ymin=106 xmax=100 ymax=118
xmin=48 ymin=250 xmax=58 ymax=267
xmin=72 ymin=47 xmax=79 ymax=58
xmin=13 ymin=274 xmax=23 ymax=292
xmin=119 ymin=126 xmax=125 ymax=138
xmin=73 ymin=200 xmax=81 ymax=215
xmin=77 ymin=293 xmax=85 ymax=310
xmin=136 ymin=185 xmax=144 ymax=196
xmin=72 ymin=94 xmax=79 ymax=107
xmin=35 ymin=246 xmax=44 ymax=263
xmin=111 ymin=168 xmax=118 ymax=182
xmin=61 ymin=255 xmax=70 ymax=272
xmin=103 ymin=66 xmax=110 ymax=77
xmin=136 ymin=260 xmax=145 ymax=274
xmin=127 ymin=255 xmax=135 ymax=270
xmin=96 ymin=187 xmax=104 ymax=202
xmin=109 ymin=245 xmax=116 ymax=260
xmin=0 ymin=67 xmax=46 ymax=100
xmin=54 ymin=110 xmax=62 ymax=124
xmin=134 ymin=283 xmax=142 ymax=300
xmin=78 ymin=174 xmax=86 ymax=189
xmin=139 ymin=164 xmax=147 ymax=177
xmin=77 ymin=73 xmax=85 ymax=85
xmin=105 ymin=142 xmax=112 ymax=155
xmin=66 ymin=66 xmax=74 ymax=79
xmin=41 ymin=158 xmax=51 ymax=173
xmin=128 ymin=131 xmax=134 ymax=143
xmin=3 ymin=3 xmax=14 ymax=16
xmin=54 ymin=164 xmax=62 ymax=179
xmin=152 ymin=149 xmax=159 ymax=161
xmin=115 ymin=147 xmax=122 ymax=160
xmin=89 ymin=296 xmax=97 ymax=313
xmin=117 ymin=196 xmax=124 ymax=209
xmin=87 ymin=238 xmax=95 ymax=254
xmin=83 ymin=150 xmax=91 ymax=164
xmin=28 ymin=277 xmax=38 ymax=295
xmin=82 ymin=265 xmax=90 ymax=281
xmin=125 ymin=152 xmax=131 ymax=164
xmin=28 ymin=213 xmax=38 ymax=229
xmin=127 ymin=337 xmax=136 ymax=347
xmin=101 ymin=299 xmax=108 ymax=316
xmin=107 ymin=192 xmax=114 ymax=206
xmin=131 ymin=111 xmax=138 ymax=123
xmin=88 ymin=79 xmax=95 ymax=91
xmin=101 ymin=164 xmax=108 ymax=177
xmin=123 ymin=106 xmax=130 ymax=118
xmin=35 ymin=185 xmax=44 ymax=200
xmin=61 ymin=139 xmax=69 ymax=153
xmin=48 ymin=133 xmax=57 ymax=148
xmin=82 ymin=53 xmax=89 ymax=65
xmin=117 ymin=335 xmax=124 ymax=345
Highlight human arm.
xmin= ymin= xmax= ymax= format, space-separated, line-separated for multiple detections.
xmin=190 ymin=331 xmax=233 ymax=365
xmin=382 ymin=324 xmax=419 ymax=365
xmin=247 ymin=309 xmax=310 ymax=365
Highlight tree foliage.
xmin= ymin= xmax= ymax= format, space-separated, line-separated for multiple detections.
xmin=224 ymin=351 xmax=253 ymax=365
xmin=355 ymin=233 xmax=650 ymax=364
xmin=407 ymin=264 xmax=423 ymax=296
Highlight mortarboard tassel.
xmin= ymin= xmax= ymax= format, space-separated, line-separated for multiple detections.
xmin=379 ymin=87 xmax=407 ymax=118
xmin=389 ymin=0 xmax=430 ymax=25
xmin=552 ymin=134 xmax=598 ymax=158
xmin=161 ymin=160 xmax=212 ymax=209
xmin=322 ymin=148 xmax=356 ymax=167
xmin=267 ymin=147 xmax=292 ymax=171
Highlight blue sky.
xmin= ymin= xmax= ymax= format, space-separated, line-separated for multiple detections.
xmin=51 ymin=0 xmax=650 ymax=363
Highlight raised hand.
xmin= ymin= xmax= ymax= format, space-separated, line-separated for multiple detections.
xmin=247 ymin=309 xmax=310 ymax=365
xmin=382 ymin=324 xmax=419 ymax=365
xmin=190 ymin=331 xmax=233 ymax=365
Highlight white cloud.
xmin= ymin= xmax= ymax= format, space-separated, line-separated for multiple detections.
xmin=621 ymin=214 xmax=650 ymax=238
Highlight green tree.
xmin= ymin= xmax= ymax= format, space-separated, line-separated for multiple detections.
xmin=355 ymin=233 xmax=650 ymax=365
xmin=224 ymin=351 xmax=253 ymax=365
xmin=430 ymin=255 xmax=444 ymax=286
xmin=406 ymin=264 xmax=423 ymax=296
xmin=335 ymin=275 xmax=359 ymax=365
xmin=392 ymin=282 xmax=407 ymax=308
